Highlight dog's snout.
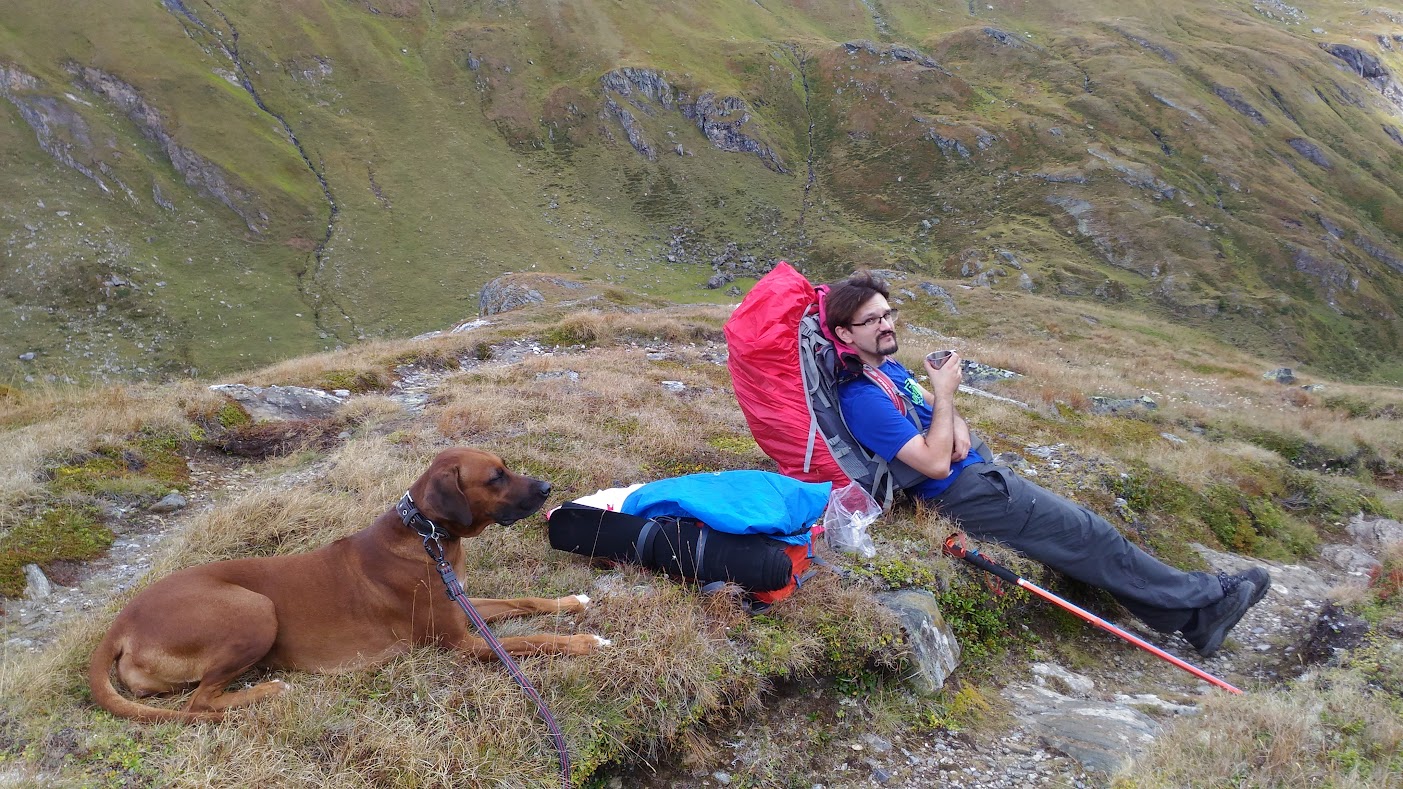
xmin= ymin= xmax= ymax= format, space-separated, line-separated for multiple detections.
xmin=534 ymin=480 xmax=552 ymax=498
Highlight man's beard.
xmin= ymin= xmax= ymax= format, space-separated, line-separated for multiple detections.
xmin=876 ymin=330 xmax=899 ymax=356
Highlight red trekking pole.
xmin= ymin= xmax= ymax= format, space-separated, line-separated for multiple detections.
xmin=941 ymin=533 xmax=1243 ymax=695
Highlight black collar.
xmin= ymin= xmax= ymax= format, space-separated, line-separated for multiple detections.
xmin=396 ymin=492 xmax=451 ymax=540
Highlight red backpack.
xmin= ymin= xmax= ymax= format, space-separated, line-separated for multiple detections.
xmin=724 ymin=262 xmax=927 ymax=509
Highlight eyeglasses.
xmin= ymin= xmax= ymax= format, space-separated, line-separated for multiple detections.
xmin=849 ymin=309 xmax=899 ymax=329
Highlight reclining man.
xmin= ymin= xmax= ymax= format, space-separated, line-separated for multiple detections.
xmin=824 ymin=270 xmax=1271 ymax=657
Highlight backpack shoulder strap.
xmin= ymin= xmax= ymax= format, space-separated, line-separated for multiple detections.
xmin=860 ymin=363 xmax=920 ymax=426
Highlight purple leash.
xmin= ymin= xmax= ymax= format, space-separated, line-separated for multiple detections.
xmin=398 ymin=493 xmax=572 ymax=788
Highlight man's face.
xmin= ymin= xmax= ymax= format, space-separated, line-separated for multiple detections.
xmin=841 ymin=294 xmax=899 ymax=358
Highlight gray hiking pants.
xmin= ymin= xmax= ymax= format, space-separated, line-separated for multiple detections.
xmin=933 ymin=457 xmax=1223 ymax=634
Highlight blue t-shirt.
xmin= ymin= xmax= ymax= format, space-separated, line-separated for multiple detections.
xmin=837 ymin=359 xmax=986 ymax=499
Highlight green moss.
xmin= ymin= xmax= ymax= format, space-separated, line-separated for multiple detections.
xmin=48 ymin=435 xmax=190 ymax=500
xmin=216 ymin=401 xmax=252 ymax=428
xmin=319 ymin=368 xmax=390 ymax=394
xmin=705 ymin=434 xmax=760 ymax=454
xmin=0 ymin=504 xmax=111 ymax=596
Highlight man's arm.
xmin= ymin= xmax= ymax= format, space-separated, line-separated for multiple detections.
xmin=894 ymin=353 xmax=965 ymax=479
xmin=916 ymin=371 xmax=972 ymax=463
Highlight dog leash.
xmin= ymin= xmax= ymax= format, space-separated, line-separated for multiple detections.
xmin=398 ymin=493 xmax=573 ymax=788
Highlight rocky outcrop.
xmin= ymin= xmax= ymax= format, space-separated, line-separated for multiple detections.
xmin=984 ymin=27 xmax=1024 ymax=47
xmin=1290 ymin=244 xmax=1355 ymax=307
xmin=478 ymin=274 xmax=546 ymax=315
xmin=209 ymin=383 xmax=346 ymax=422
xmin=1354 ymin=233 xmax=1403 ymax=275
xmin=1213 ymin=84 xmax=1268 ymax=125
xmin=1287 ymin=137 xmax=1331 ymax=168
xmin=0 ymin=63 xmax=124 ymax=196
xmin=598 ymin=68 xmax=786 ymax=172
xmin=67 ymin=65 xmax=268 ymax=233
xmin=681 ymin=93 xmax=787 ymax=173
xmin=841 ymin=40 xmax=945 ymax=71
xmin=876 ymin=589 xmax=961 ymax=694
xmin=1113 ymin=27 xmax=1178 ymax=63
xmin=1321 ymin=43 xmax=1403 ymax=114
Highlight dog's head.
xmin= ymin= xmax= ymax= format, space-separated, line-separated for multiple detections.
xmin=410 ymin=448 xmax=552 ymax=538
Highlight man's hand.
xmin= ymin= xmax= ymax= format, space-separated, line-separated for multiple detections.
xmin=952 ymin=414 xmax=972 ymax=462
xmin=923 ymin=350 xmax=963 ymax=397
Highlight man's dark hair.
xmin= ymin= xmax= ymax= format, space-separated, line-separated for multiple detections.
xmin=824 ymin=270 xmax=890 ymax=336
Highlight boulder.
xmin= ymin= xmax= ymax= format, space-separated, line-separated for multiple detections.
xmin=876 ymin=589 xmax=961 ymax=694
xmin=210 ymin=383 xmax=346 ymax=422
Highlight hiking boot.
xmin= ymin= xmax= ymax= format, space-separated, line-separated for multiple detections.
xmin=1182 ymin=581 xmax=1257 ymax=658
xmin=1219 ymin=567 xmax=1272 ymax=608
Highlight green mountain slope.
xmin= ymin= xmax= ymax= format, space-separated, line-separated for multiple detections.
xmin=4 ymin=0 xmax=1403 ymax=381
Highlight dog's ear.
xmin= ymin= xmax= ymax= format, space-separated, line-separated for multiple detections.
xmin=415 ymin=461 xmax=473 ymax=530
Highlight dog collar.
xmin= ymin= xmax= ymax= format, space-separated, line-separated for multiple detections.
xmin=396 ymin=492 xmax=450 ymax=540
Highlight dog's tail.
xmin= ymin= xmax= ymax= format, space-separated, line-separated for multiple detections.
xmin=87 ymin=632 xmax=224 ymax=724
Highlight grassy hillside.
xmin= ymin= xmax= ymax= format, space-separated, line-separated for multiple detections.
xmin=0 ymin=273 xmax=1400 ymax=785
xmin=4 ymin=0 xmax=1403 ymax=385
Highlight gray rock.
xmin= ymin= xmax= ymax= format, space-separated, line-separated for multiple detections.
xmin=1318 ymin=544 xmax=1382 ymax=575
xmin=1263 ymin=368 xmax=1297 ymax=384
xmin=917 ymin=282 xmax=959 ymax=315
xmin=210 ymin=383 xmax=346 ymax=422
xmin=23 ymin=564 xmax=52 ymax=601
xmin=960 ymin=360 xmax=1021 ymax=388
xmin=1089 ymin=395 xmax=1157 ymax=415
xmin=18 ymin=352 xmax=35 ymax=362
xmin=876 ymin=589 xmax=961 ymax=694
xmin=661 ymin=381 xmax=686 ymax=393
xmin=150 ymin=491 xmax=187 ymax=514
xmin=479 ymin=275 xmax=545 ymax=315
xmin=1346 ymin=513 xmax=1403 ymax=547
xmin=1003 ymin=683 xmax=1161 ymax=775
xmin=1031 ymin=662 xmax=1095 ymax=696
xmin=1287 ymin=138 xmax=1331 ymax=168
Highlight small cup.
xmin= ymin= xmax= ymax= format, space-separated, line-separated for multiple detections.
xmin=926 ymin=349 xmax=955 ymax=369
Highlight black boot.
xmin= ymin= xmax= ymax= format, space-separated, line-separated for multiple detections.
xmin=1181 ymin=567 xmax=1271 ymax=658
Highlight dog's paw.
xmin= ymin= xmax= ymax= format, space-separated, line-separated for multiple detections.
xmin=565 ymin=633 xmax=611 ymax=654
xmin=572 ymin=594 xmax=590 ymax=608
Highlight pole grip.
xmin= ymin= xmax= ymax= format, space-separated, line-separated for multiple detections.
xmin=957 ymin=549 xmax=1023 ymax=586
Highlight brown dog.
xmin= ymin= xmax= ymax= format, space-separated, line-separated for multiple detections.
xmin=88 ymin=447 xmax=607 ymax=723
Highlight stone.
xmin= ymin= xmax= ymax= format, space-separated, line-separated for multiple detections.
xmin=1031 ymin=662 xmax=1095 ymax=696
xmin=149 ymin=491 xmax=187 ymax=514
xmin=875 ymin=589 xmax=961 ymax=693
xmin=1346 ymin=513 xmax=1403 ymax=547
xmin=210 ymin=383 xmax=346 ymax=422
xmin=1003 ymin=683 xmax=1161 ymax=775
xmin=1263 ymin=368 xmax=1297 ymax=384
xmin=23 ymin=564 xmax=52 ymax=600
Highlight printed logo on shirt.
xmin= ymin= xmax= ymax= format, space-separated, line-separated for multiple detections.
xmin=901 ymin=377 xmax=924 ymax=405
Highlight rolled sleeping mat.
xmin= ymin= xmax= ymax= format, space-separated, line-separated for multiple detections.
xmin=547 ymin=503 xmax=794 ymax=592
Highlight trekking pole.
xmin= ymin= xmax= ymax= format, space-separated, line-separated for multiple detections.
xmin=941 ymin=533 xmax=1243 ymax=695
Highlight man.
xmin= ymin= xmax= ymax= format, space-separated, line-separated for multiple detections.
xmin=825 ymin=271 xmax=1270 ymax=657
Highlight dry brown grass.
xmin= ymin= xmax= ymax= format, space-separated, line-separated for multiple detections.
xmin=1117 ymin=670 xmax=1403 ymax=788
xmin=0 ymin=382 xmax=202 ymax=506
xmin=2 ymin=289 xmax=1402 ymax=786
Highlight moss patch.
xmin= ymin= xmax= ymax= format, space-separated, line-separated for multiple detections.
xmin=0 ymin=504 xmax=111 ymax=597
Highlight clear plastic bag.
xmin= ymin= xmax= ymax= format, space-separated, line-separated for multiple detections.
xmin=822 ymin=481 xmax=881 ymax=558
